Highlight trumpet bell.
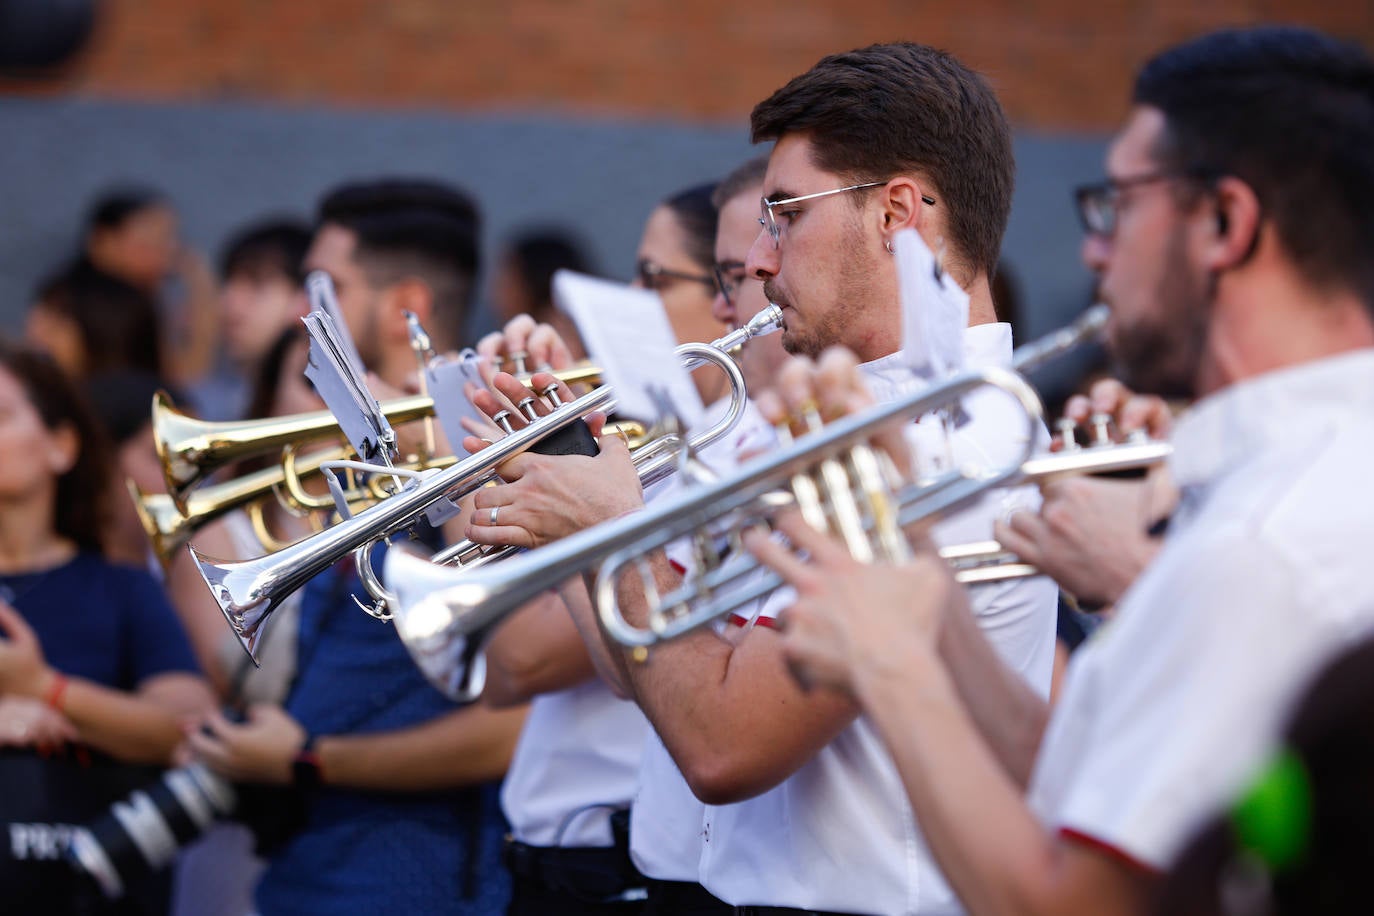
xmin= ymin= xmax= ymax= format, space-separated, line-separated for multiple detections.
xmin=386 ymin=549 xmax=492 ymax=701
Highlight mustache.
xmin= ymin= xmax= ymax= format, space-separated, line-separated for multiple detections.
xmin=762 ymin=280 xmax=785 ymax=304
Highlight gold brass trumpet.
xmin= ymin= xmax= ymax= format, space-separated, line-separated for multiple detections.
xmin=196 ymin=306 xmax=784 ymax=662
xmin=154 ymin=363 xmax=636 ymax=516
xmin=153 ymin=392 xmax=433 ymax=514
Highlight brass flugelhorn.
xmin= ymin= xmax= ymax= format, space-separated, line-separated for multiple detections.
xmin=197 ymin=306 xmax=784 ymax=662
xmin=153 ymin=392 xmax=433 ymax=515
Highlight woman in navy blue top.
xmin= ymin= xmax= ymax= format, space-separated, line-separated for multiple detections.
xmin=0 ymin=342 xmax=213 ymax=763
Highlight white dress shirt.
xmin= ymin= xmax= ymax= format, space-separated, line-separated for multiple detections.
xmin=698 ymin=324 xmax=1059 ymax=914
xmin=1030 ymin=350 xmax=1374 ymax=869
xmin=502 ymin=681 xmax=649 ymax=847
xmin=630 ymin=395 xmax=777 ymax=880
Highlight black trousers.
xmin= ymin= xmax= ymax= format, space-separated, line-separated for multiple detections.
xmin=506 ymin=872 xmax=646 ymax=915
xmin=640 ymin=879 xmax=733 ymax=916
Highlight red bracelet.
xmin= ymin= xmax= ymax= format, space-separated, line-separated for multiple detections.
xmin=44 ymin=673 xmax=69 ymax=712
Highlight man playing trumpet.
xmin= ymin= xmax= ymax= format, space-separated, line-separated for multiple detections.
xmin=751 ymin=25 xmax=1374 ymax=916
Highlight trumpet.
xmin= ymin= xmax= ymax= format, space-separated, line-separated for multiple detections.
xmin=381 ymin=305 xmax=1129 ymax=694
xmin=153 ymin=392 xmax=434 ymax=514
xmin=154 ymin=365 xmax=639 ymax=517
xmin=197 ymin=306 xmax=784 ymax=662
xmin=384 ymin=364 xmax=1044 ymax=695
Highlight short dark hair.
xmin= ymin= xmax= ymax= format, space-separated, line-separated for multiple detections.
xmin=751 ymin=42 xmax=1014 ymax=278
xmin=34 ymin=260 xmax=163 ymax=380
xmin=712 ymin=156 xmax=770 ymax=210
xmin=660 ymin=182 xmax=718 ymax=271
xmin=0 ymin=341 xmax=113 ymax=553
xmin=505 ymin=229 xmax=595 ymax=314
xmin=86 ymin=186 xmax=167 ymax=232
xmin=220 ymin=217 xmax=312 ymax=286
xmin=1134 ymin=26 xmax=1374 ymax=309
xmin=317 ymin=179 xmax=482 ymax=345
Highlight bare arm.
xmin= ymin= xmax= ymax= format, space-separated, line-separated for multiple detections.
xmin=482 ymin=590 xmax=596 ymax=708
xmin=860 ymin=656 xmax=1153 ymax=916
xmin=761 ymin=527 xmax=1151 ymax=915
xmin=0 ymin=602 xmax=215 ymax=765
xmin=187 ymin=700 xmax=528 ymax=791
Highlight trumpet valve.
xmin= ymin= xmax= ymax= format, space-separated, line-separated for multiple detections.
xmin=517 ymin=397 xmax=540 ymax=422
xmin=1055 ymin=417 xmax=1080 ymax=451
xmin=538 ymin=383 xmax=564 ymax=408
xmin=1089 ymin=412 xmax=1113 ymax=446
xmin=492 ymin=410 xmax=515 ymax=435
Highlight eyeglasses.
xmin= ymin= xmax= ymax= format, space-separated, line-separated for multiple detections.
xmin=1073 ymin=170 xmax=1208 ymax=237
xmin=712 ymin=263 xmax=747 ymax=308
xmin=758 ymin=180 xmax=936 ymax=248
xmin=636 ymin=259 xmax=717 ymax=292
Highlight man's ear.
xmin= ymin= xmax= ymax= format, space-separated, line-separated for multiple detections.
xmin=877 ymin=178 xmax=929 ymax=238
xmin=1205 ymin=176 xmax=1262 ymax=270
xmin=380 ymin=278 xmax=434 ymax=343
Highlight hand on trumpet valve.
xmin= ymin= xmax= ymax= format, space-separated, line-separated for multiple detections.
xmin=1058 ymin=378 xmax=1175 ymax=448
xmin=476 ymin=315 xmax=577 ymax=386
xmin=995 ymin=475 xmax=1168 ymax=608
xmin=756 ymin=348 xmax=913 ymax=475
xmin=463 ymin=375 xmax=644 ymax=550
xmin=744 ymin=510 xmax=961 ymax=698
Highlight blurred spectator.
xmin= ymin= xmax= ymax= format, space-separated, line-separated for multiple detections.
xmin=26 ymin=260 xmax=164 ymax=382
xmin=0 ymin=341 xmax=214 ymax=913
xmin=215 ymin=218 xmax=311 ymax=418
xmin=81 ymin=186 xmax=219 ymax=396
xmin=491 ymin=228 xmax=596 ymax=359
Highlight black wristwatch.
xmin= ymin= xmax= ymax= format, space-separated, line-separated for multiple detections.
xmin=291 ymin=736 xmax=324 ymax=790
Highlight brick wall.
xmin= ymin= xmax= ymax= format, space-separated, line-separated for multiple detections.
xmin=4 ymin=0 xmax=1371 ymax=130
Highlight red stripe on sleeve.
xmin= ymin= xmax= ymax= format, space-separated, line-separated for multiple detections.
xmin=1058 ymin=827 xmax=1162 ymax=876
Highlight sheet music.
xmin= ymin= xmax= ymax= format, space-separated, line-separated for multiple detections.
xmin=302 ymin=307 xmax=398 ymax=463
xmin=553 ymin=269 xmax=704 ymax=427
xmin=895 ymin=228 xmax=969 ymax=378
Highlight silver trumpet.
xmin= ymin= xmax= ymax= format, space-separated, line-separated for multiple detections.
xmin=383 ymin=304 xmax=1135 ymax=695
xmin=385 ymin=364 xmax=1046 ymax=692
xmin=196 ymin=306 xmax=784 ymax=662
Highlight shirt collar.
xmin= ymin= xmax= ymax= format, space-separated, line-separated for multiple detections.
xmin=1169 ymin=349 xmax=1374 ymax=491
xmin=858 ymin=322 xmax=1014 ymax=400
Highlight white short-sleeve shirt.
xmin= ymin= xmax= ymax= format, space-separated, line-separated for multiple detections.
xmin=1030 ymin=350 xmax=1374 ymax=869
xmin=698 ymin=324 xmax=1059 ymax=914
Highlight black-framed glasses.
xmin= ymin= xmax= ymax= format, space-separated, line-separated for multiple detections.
xmin=713 ymin=262 xmax=747 ymax=307
xmin=636 ymin=259 xmax=717 ymax=292
xmin=758 ymin=180 xmax=936 ymax=248
xmin=1073 ymin=170 xmax=1210 ymax=237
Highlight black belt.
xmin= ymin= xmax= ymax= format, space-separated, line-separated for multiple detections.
xmin=504 ymin=836 xmax=645 ymax=902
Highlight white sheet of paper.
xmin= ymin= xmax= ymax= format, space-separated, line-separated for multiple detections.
xmin=895 ymin=228 xmax=969 ymax=378
xmin=553 ymin=269 xmax=703 ymax=426
xmin=302 ymin=309 xmax=396 ymax=461
xmin=426 ymin=350 xmax=491 ymax=452
xmin=305 ymin=271 xmax=369 ymax=374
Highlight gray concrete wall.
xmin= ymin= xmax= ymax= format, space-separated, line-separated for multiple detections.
xmin=0 ymin=96 xmax=1105 ymax=347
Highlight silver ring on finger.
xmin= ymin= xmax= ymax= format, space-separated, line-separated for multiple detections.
xmin=489 ymin=505 xmax=500 ymax=526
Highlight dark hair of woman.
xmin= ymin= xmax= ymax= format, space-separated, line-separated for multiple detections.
xmin=33 ymin=259 xmax=164 ymax=379
xmin=661 ymin=182 xmax=719 ymax=270
xmin=0 ymin=340 xmax=113 ymax=553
